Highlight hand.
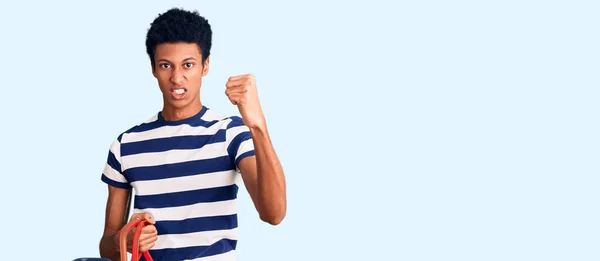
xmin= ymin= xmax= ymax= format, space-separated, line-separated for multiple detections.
xmin=116 ymin=212 xmax=158 ymax=253
xmin=225 ymin=74 xmax=266 ymax=129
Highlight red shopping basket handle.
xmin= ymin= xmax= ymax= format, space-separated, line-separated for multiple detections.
xmin=119 ymin=218 xmax=154 ymax=261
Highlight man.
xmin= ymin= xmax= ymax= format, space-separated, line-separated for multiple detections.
xmin=98 ymin=8 xmax=286 ymax=261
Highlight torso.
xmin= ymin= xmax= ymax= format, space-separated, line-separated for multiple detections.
xmin=116 ymin=106 xmax=251 ymax=261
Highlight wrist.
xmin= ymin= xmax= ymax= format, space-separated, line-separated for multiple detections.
xmin=248 ymin=124 xmax=267 ymax=134
xmin=112 ymin=230 xmax=121 ymax=249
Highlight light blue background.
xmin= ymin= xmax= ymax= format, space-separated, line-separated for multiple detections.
xmin=0 ymin=1 xmax=598 ymax=260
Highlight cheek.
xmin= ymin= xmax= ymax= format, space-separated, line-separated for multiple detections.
xmin=186 ymin=69 xmax=203 ymax=87
xmin=188 ymin=68 xmax=202 ymax=78
xmin=156 ymin=76 xmax=171 ymax=92
xmin=158 ymin=78 xmax=169 ymax=89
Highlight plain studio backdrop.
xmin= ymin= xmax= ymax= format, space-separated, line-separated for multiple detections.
xmin=0 ymin=1 xmax=598 ymax=260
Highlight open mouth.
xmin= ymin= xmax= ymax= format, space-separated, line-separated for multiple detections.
xmin=170 ymin=88 xmax=187 ymax=99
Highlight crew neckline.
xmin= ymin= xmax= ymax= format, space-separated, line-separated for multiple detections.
xmin=157 ymin=106 xmax=208 ymax=125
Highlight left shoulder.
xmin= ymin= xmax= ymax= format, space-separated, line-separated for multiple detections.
xmin=200 ymin=106 xmax=226 ymax=122
xmin=201 ymin=107 xmax=247 ymax=129
xmin=225 ymin=116 xmax=246 ymax=128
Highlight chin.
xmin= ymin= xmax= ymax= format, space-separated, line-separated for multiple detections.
xmin=167 ymin=99 xmax=192 ymax=109
xmin=162 ymin=95 xmax=188 ymax=108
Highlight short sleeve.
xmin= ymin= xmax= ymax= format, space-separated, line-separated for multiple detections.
xmin=101 ymin=139 xmax=131 ymax=189
xmin=226 ymin=116 xmax=256 ymax=170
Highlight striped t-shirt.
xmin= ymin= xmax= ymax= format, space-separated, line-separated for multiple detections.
xmin=101 ymin=106 xmax=255 ymax=261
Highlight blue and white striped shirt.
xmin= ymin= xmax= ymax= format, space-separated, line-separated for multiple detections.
xmin=101 ymin=106 xmax=254 ymax=261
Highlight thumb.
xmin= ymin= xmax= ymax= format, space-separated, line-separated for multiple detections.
xmin=130 ymin=212 xmax=155 ymax=224
xmin=143 ymin=212 xmax=156 ymax=224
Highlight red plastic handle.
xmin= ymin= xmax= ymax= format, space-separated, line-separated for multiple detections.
xmin=119 ymin=219 xmax=154 ymax=261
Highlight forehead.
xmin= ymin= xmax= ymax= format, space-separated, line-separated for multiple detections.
xmin=154 ymin=42 xmax=202 ymax=61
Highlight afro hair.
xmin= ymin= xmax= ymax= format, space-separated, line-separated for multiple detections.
xmin=145 ymin=7 xmax=212 ymax=67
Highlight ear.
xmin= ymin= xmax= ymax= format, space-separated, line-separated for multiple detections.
xmin=202 ymin=56 xmax=210 ymax=76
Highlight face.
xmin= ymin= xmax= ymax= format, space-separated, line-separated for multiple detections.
xmin=152 ymin=42 xmax=209 ymax=110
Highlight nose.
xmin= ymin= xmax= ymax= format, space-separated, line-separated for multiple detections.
xmin=170 ymin=67 xmax=185 ymax=85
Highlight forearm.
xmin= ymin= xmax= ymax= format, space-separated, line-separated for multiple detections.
xmin=249 ymin=125 xmax=287 ymax=224
xmin=99 ymin=232 xmax=120 ymax=261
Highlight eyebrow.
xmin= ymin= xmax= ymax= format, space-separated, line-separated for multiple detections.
xmin=157 ymin=57 xmax=197 ymax=63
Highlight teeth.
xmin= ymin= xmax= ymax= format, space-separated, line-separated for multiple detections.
xmin=174 ymin=89 xmax=185 ymax=94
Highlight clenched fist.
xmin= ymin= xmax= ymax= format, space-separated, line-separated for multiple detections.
xmin=225 ymin=74 xmax=266 ymax=129
xmin=118 ymin=212 xmax=158 ymax=253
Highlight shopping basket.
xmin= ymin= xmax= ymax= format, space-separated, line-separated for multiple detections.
xmin=73 ymin=218 xmax=154 ymax=261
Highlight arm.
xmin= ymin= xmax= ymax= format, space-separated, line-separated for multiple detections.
xmin=238 ymin=126 xmax=287 ymax=225
xmin=98 ymin=139 xmax=158 ymax=259
xmin=99 ymin=139 xmax=132 ymax=260
xmin=225 ymin=74 xmax=286 ymax=225
xmin=99 ymin=186 xmax=157 ymax=261
xmin=99 ymin=186 xmax=132 ymax=261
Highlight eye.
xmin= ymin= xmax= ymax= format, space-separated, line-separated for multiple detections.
xmin=184 ymin=63 xmax=194 ymax=68
xmin=159 ymin=63 xmax=171 ymax=69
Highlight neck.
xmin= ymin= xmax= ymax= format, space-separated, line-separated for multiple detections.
xmin=161 ymin=101 xmax=203 ymax=122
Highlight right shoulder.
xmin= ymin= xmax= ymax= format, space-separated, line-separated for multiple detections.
xmin=111 ymin=112 xmax=161 ymax=144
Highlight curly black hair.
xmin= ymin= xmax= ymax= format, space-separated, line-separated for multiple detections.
xmin=145 ymin=7 xmax=212 ymax=67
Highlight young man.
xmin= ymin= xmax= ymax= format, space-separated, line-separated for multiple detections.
xmin=98 ymin=8 xmax=286 ymax=261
